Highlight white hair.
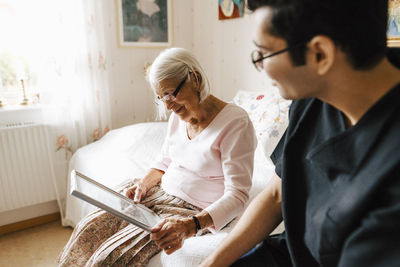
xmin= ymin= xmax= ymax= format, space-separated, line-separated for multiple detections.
xmin=146 ymin=47 xmax=210 ymax=119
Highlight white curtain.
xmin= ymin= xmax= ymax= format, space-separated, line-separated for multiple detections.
xmin=33 ymin=0 xmax=112 ymax=223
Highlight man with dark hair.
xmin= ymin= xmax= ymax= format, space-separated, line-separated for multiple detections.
xmin=202 ymin=0 xmax=400 ymax=266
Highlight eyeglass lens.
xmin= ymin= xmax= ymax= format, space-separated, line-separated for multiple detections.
xmin=155 ymin=75 xmax=188 ymax=105
xmin=251 ymin=50 xmax=264 ymax=71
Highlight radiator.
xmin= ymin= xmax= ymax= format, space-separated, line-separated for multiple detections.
xmin=0 ymin=124 xmax=56 ymax=212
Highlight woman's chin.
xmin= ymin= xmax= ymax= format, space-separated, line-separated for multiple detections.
xmin=176 ymin=110 xmax=190 ymax=121
xmin=174 ymin=106 xmax=185 ymax=115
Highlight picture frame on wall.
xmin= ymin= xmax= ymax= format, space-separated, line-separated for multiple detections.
xmin=388 ymin=0 xmax=400 ymax=47
xmin=218 ymin=0 xmax=244 ymax=20
xmin=116 ymin=0 xmax=172 ymax=47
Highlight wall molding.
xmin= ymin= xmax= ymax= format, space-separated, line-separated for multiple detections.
xmin=0 ymin=212 xmax=60 ymax=236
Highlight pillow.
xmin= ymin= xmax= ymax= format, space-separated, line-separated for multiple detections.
xmin=233 ymin=90 xmax=291 ymax=166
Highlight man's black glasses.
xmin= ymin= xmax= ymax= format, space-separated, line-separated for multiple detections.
xmin=251 ymin=43 xmax=304 ymax=71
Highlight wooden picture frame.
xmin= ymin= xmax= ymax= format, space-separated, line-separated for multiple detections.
xmin=116 ymin=0 xmax=172 ymax=48
xmin=388 ymin=0 xmax=400 ymax=47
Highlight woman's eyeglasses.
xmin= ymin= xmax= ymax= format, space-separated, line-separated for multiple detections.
xmin=155 ymin=75 xmax=188 ymax=105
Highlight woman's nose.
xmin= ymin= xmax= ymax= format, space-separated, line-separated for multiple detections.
xmin=165 ymin=100 xmax=174 ymax=110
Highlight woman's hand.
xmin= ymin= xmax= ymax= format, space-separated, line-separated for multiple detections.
xmin=124 ymin=178 xmax=148 ymax=203
xmin=150 ymin=217 xmax=197 ymax=254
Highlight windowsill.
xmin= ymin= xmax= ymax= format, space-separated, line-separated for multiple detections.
xmin=0 ymin=104 xmax=45 ymax=128
xmin=0 ymin=103 xmax=42 ymax=112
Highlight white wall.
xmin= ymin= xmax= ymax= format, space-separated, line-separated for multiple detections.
xmin=104 ymin=0 xmax=274 ymax=129
xmin=192 ymin=0 xmax=273 ymax=102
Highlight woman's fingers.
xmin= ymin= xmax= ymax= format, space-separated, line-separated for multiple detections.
xmin=151 ymin=219 xmax=169 ymax=238
xmin=154 ymin=228 xmax=184 ymax=254
xmin=163 ymin=240 xmax=183 ymax=255
xmin=124 ymin=179 xmax=147 ymax=203
xmin=151 ymin=218 xmax=189 ymax=254
xmin=133 ymin=186 xmax=144 ymax=204
xmin=157 ymin=232 xmax=180 ymax=248
xmin=124 ymin=185 xmax=137 ymax=199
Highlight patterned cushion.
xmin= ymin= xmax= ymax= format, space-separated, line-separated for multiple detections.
xmin=233 ymin=90 xmax=291 ymax=165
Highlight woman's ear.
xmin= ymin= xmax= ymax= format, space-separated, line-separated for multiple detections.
xmin=307 ymin=35 xmax=335 ymax=76
xmin=191 ymin=70 xmax=202 ymax=90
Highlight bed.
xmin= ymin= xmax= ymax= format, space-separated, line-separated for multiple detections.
xmin=62 ymin=89 xmax=291 ymax=266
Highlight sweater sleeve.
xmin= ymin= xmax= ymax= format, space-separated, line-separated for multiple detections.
xmin=204 ymin=115 xmax=257 ymax=232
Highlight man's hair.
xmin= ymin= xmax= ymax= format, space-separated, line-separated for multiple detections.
xmin=247 ymin=0 xmax=388 ymax=70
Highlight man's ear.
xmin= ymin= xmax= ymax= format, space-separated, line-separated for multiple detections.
xmin=307 ymin=35 xmax=335 ymax=75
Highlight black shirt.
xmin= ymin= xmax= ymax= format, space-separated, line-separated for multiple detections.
xmin=271 ymin=82 xmax=400 ymax=266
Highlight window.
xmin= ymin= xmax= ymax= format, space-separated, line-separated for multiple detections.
xmin=0 ymin=0 xmax=60 ymax=107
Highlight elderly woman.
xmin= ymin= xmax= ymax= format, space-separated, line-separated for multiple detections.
xmin=58 ymin=48 xmax=256 ymax=267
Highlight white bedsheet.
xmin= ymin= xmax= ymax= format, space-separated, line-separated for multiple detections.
xmin=63 ymin=121 xmax=274 ymax=266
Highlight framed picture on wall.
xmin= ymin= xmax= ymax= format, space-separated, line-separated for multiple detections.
xmin=388 ymin=0 xmax=400 ymax=47
xmin=218 ymin=0 xmax=244 ymax=20
xmin=116 ymin=0 xmax=172 ymax=47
